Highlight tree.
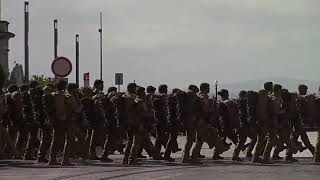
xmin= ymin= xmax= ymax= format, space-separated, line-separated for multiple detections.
xmin=31 ymin=75 xmax=55 ymax=87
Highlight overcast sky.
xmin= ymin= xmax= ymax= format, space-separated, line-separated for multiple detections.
xmin=2 ymin=0 xmax=320 ymax=88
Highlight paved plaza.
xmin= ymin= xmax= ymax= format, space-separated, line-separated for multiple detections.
xmin=1 ymin=133 xmax=319 ymax=180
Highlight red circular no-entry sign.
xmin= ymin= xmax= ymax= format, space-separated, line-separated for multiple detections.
xmin=51 ymin=57 xmax=72 ymax=77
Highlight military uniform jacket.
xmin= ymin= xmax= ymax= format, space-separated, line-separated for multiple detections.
xmin=30 ymin=87 xmax=46 ymax=126
xmin=297 ymin=95 xmax=317 ymax=127
xmin=122 ymin=93 xmax=138 ymax=128
xmin=153 ymin=94 xmax=169 ymax=128
xmin=218 ymin=99 xmax=240 ymax=130
xmin=183 ymin=91 xmax=200 ymax=128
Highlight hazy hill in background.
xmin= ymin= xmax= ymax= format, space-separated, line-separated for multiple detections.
xmin=219 ymin=78 xmax=320 ymax=98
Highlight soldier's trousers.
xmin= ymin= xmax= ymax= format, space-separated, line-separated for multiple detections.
xmin=233 ymin=126 xmax=249 ymax=158
xmin=190 ymin=124 xmax=223 ymax=160
xmin=122 ymin=129 xmax=134 ymax=163
xmin=315 ymin=131 xmax=320 ymax=162
xmin=130 ymin=129 xmax=148 ymax=162
xmin=155 ymin=126 xmax=168 ymax=153
xmin=24 ymin=125 xmax=39 ymax=158
xmin=68 ymin=125 xmax=86 ymax=158
xmin=84 ymin=129 xmax=98 ymax=159
xmin=253 ymin=126 xmax=268 ymax=159
xmin=164 ymin=126 xmax=179 ymax=158
xmin=37 ymin=126 xmax=52 ymax=159
xmin=49 ymin=121 xmax=71 ymax=163
xmin=273 ymin=121 xmax=297 ymax=157
xmin=263 ymin=129 xmax=279 ymax=160
xmin=101 ymin=128 xmax=118 ymax=159
xmin=15 ymin=125 xmax=28 ymax=158
xmin=287 ymin=121 xmax=315 ymax=158
xmin=183 ymin=127 xmax=196 ymax=159
xmin=0 ymin=125 xmax=16 ymax=157
xmin=246 ymin=127 xmax=258 ymax=156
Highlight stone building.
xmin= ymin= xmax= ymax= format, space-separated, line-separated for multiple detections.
xmin=0 ymin=21 xmax=15 ymax=78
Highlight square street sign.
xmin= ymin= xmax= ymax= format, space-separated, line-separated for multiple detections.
xmin=115 ymin=73 xmax=123 ymax=85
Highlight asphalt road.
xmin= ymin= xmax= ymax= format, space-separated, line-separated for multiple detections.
xmin=0 ymin=133 xmax=319 ymax=180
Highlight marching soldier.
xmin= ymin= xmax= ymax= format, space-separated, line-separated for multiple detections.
xmin=194 ymin=83 xmax=225 ymax=161
xmin=252 ymin=89 xmax=271 ymax=163
xmin=154 ymin=85 xmax=169 ymax=154
xmin=294 ymin=85 xmax=315 ymax=156
xmin=100 ymin=87 xmax=119 ymax=162
xmin=232 ymin=91 xmax=249 ymax=161
xmin=272 ymin=89 xmax=298 ymax=161
xmin=215 ymin=89 xmax=238 ymax=160
xmin=243 ymin=91 xmax=259 ymax=158
xmin=47 ymin=81 xmax=73 ymax=166
xmin=121 ymin=83 xmax=138 ymax=165
xmin=164 ymin=88 xmax=181 ymax=162
xmin=37 ymin=85 xmax=53 ymax=163
xmin=181 ymin=85 xmax=200 ymax=163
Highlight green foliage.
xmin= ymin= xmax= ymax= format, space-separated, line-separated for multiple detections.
xmin=31 ymin=75 xmax=55 ymax=87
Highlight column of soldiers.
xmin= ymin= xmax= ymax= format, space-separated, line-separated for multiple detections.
xmin=0 ymin=80 xmax=319 ymax=166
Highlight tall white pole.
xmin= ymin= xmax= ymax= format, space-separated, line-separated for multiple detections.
xmin=99 ymin=12 xmax=103 ymax=80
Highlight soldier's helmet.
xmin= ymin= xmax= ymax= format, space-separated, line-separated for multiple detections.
xmin=298 ymin=84 xmax=308 ymax=92
xmin=188 ymin=84 xmax=198 ymax=93
xmin=239 ymin=90 xmax=247 ymax=98
xmin=136 ymin=86 xmax=146 ymax=96
xmin=158 ymin=84 xmax=168 ymax=94
xmin=172 ymin=88 xmax=180 ymax=95
xmin=127 ymin=83 xmax=137 ymax=93
xmin=147 ymin=86 xmax=156 ymax=94
xmin=107 ymin=86 xmax=118 ymax=94
xmin=218 ymin=89 xmax=229 ymax=97
xmin=200 ymin=83 xmax=210 ymax=92
xmin=273 ymin=84 xmax=283 ymax=92
xmin=264 ymin=81 xmax=273 ymax=92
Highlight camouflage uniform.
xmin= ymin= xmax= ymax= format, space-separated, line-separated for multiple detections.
xmin=100 ymin=92 xmax=120 ymax=162
xmin=10 ymin=91 xmax=25 ymax=158
xmin=153 ymin=94 xmax=169 ymax=154
xmin=192 ymin=93 xmax=224 ymax=161
xmin=261 ymin=92 xmax=282 ymax=162
xmin=66 ymin=90 xmax=84 ymax=158
xmin=47 ymin=90 xmax=72 ymax=166
xmin=291 ymin=95 xmax=316 ymax=156
xmin=37 ymin=86 xmax=53 ymax=162
xmin=313 ymin=97 xmax=320 ymax=162
xmin=121 ymin=92 xmax=138 ymax=165
xmin=245 ymin=91 xmax=259 ymax=158
xmin=0 ymin=91 xmax=16 ymax=158
xmin=252 ymin=90 xmax=271 ymax=162
xmin=129 ymin=90 xmax=155 ymax=164
xmin=164 ymin=92 xmax=181 ymax=161
xmin=272 ymin=90 xmax=298 ymax=161
xmin=22 ymin=87 xmax=39 ymax=160
xmin=232 ymin=95 xmax=250 ymax=161
xmin=182 ymin=90 xmax=199 ymax=162
xmin=273 ymin=90 xmax=298 ymax=160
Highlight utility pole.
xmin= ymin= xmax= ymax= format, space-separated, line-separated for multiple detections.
xmin=98 ymin=12 xmax=103 ymax=80
xmin=75 ymin=34 xmax=79 ymax=86
xmin=0 ymin=0 xmax=2 ymax=20
xmin=54 ymin=19 xmax=58 ymax=59
xmin=24 ymin=1 xmax=29 ymax=82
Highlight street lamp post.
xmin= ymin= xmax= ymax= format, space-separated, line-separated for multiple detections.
xmin=214 ymin=80 xmax=218 ymax=105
